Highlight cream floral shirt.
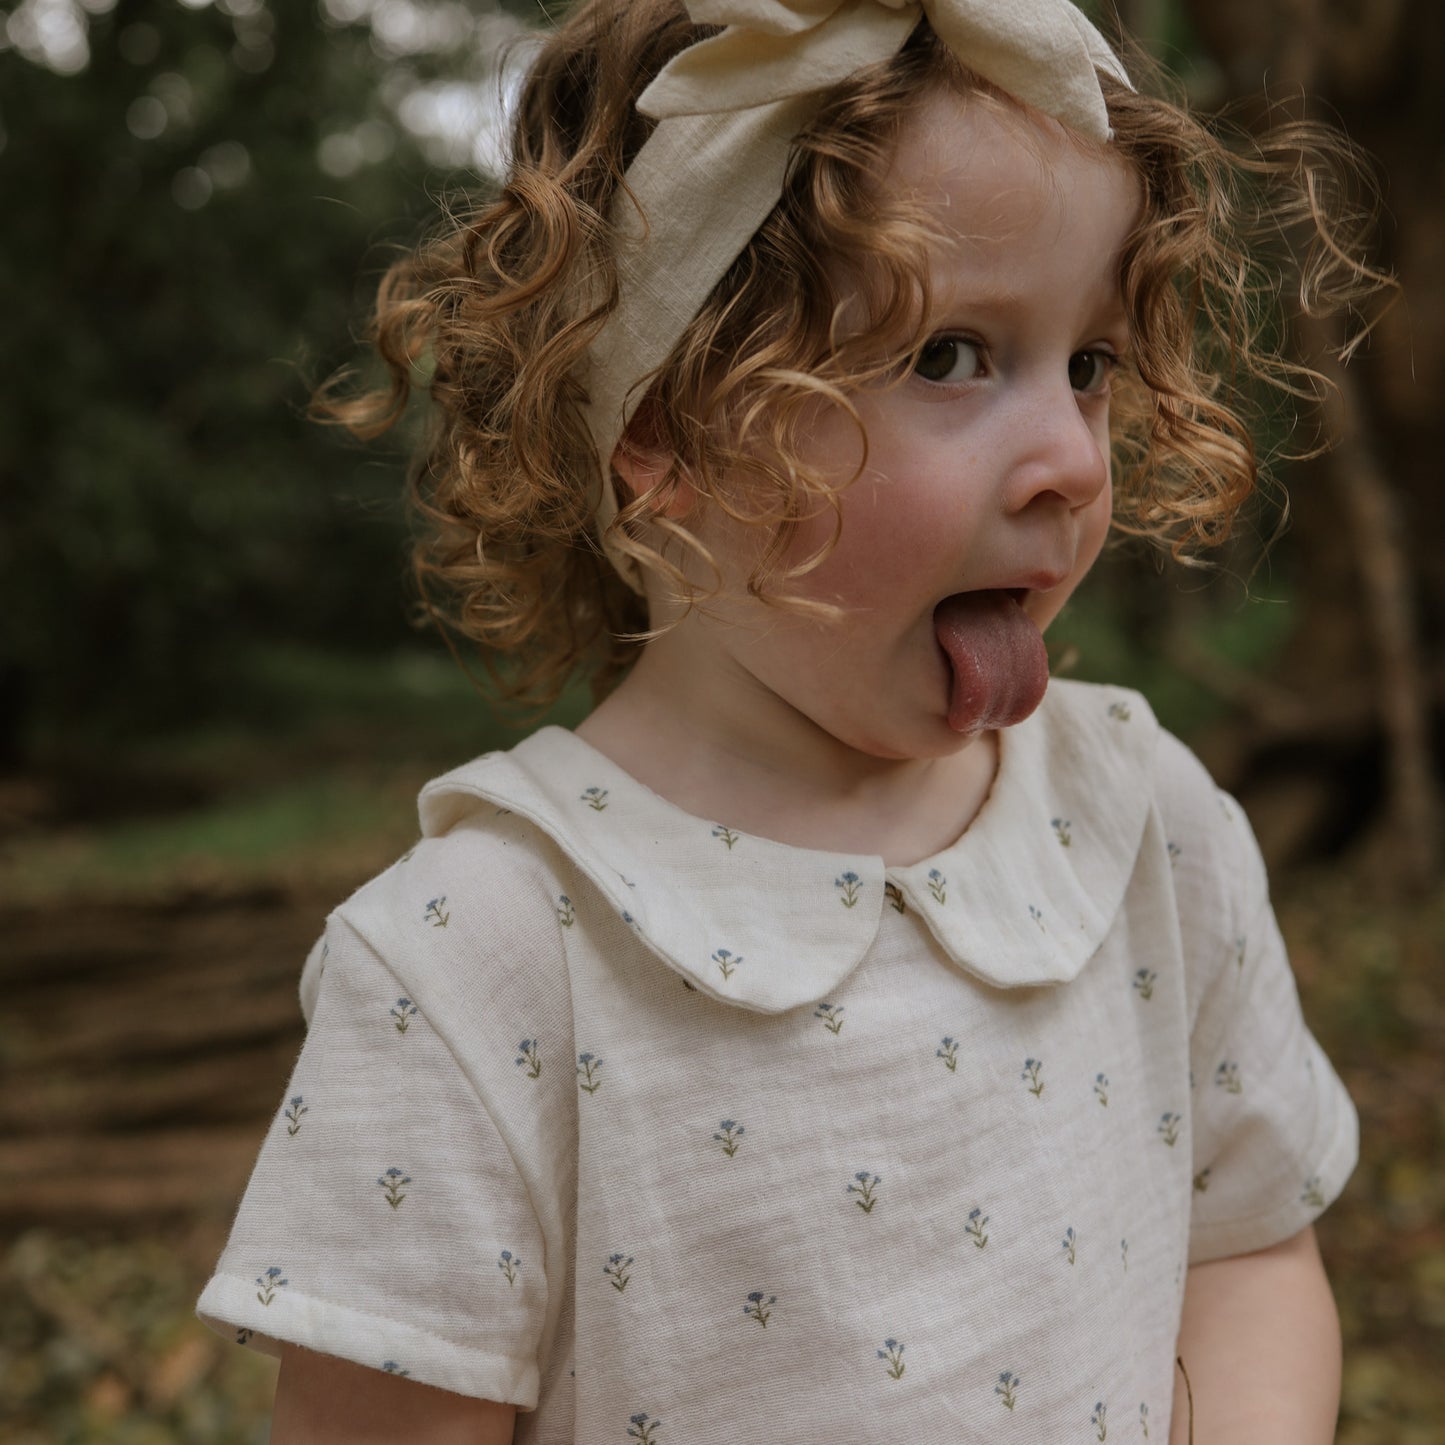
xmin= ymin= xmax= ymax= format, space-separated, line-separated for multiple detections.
xmin=198 ymin=679 xmax=1356 ymax=1443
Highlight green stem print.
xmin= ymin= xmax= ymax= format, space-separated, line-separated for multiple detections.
xmin=424 ymin=895 xmax=450 ymax=928
xmin=711 ymin=948 xmax=742 ymax=981
xmin=390 ymin=997 xmax=418 ymax=1033
xmin=1093 ymin=1073 xmax=1109 ymax=1106
xmin=966 ymin=1207 xmax=989 ymax=1249
xmin=1132 ymin=969 xmax=1156 ymax=1000
xmin=1021 ymin=1058 xmax=1045 ymax=1097
xmin=847 ymin=1171 xmax=881 ymax=1213
xmin=515 ymin=1039 xmax=542 ymax=1079
xmin=835 ymin=871 xmax=861 ymax=908
xmin=1214 ymin=1061 xmax=1243 ymax=1094
xmin=927 ymin=869 xmax=947 ymax=904
xmin=1140 ymin=1402 xmax=1150 ymax=1438
xmin=604 ymin=1254 xmax=633 ymax=1292
xmin=714 ymin=1120 xmax=745 ymax=1157
xmin=378 ymin=1168 xmax=411 ymax=1210
xmin=1062 ymin=1227 xmax=1077 ymax=1265
xmin=284 ymin=1095 xmax=307 ymax=1136
xmin=1051 ymin=817 xmax=1072 ymax=847
xmin=1158 ymin=1112 xmax=1182 ymax=1146
xmin=995 ymin=1371 xmax=1020 ymax=1410
xmin=712 ymin=824 xmax=739 ymax=850
xmin=1301 ymin=1176 xmax=1326 ymax=1209
xmin=743 ymin=1291 xmax=776 ymax=1327
xmin=1091 ymin=1400 xmax=1108 ymax=1440
xmin=626 ymin=1412 xmax=661 ymax=1442
xmin=1121 ymin=1238 xmax=1129 ymax=1272
xmin=877 ymin=1339 xmax=906 ymax=1379
xmin=556 ymin=895 xmax=575 ymax=927
xmin=498 ymin=1250 xmax=521 ymax=1286
xmin=814 ymin=1003 xmax=845 ymax=1035
xmin=937 ymin=1036 xmax=959 ymax=1071
xmin=577 ymin=1053 xmax=604 ymax=1093
xmin=254 ymin=1267 xmax=287 ymax=1306
xmin=581 ymin=787 xmax=609 ymax=811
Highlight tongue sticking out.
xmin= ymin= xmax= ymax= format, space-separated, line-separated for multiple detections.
xmin=934 ymin=591 xmax=1050 ymax=735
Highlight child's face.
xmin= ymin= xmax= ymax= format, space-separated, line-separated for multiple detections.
xmin=648 ymin=88 xmax=1139 ymax=766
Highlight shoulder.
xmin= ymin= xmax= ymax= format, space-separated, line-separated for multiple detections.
xmin=300 ymin=748 xmax=577 ymax=1027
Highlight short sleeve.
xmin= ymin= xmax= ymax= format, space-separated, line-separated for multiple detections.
xmin=196 ymin=913 xmax=552 ymax=1405
xmin=1177 ymin=785 xmax=1358 ymax=1264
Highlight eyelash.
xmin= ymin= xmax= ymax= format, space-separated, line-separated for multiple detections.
xmin=911 ymin=336 xmax=1123 ymax=395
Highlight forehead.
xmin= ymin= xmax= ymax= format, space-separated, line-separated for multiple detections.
xmin=881 ymin=86 xmax=1141 ymax=289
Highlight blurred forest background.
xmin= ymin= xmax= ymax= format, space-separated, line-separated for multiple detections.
xmin=0 ymin=0 xmax=1441 ymax=1440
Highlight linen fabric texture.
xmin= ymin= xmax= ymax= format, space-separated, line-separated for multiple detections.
xmin=197 ymin=679 xmax=1356 ymax=1441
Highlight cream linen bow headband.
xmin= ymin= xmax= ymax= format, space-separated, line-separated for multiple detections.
xmin=583 ymin=0 xmax=1131 ymax=590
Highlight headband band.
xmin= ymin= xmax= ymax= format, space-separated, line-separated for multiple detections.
xmin=583 ymin=0 xmax=1131 ymax=590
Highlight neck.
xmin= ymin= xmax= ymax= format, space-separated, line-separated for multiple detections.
xmin=575 ymin=645 xmax=1000 ymax=866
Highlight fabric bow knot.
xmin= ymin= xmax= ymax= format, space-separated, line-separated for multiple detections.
xmin=639 ymin=0 xmax=1129 ymax=143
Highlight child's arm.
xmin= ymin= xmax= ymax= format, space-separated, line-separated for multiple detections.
xmin=271 ymin=1346 xmax=517 ymax=1444
xmin=1170 ymin=1226 xmax=1341 ymax=1444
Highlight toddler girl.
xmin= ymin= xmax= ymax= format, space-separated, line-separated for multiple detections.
xmin=199 ymin=1 xmax=1383 ymax=1439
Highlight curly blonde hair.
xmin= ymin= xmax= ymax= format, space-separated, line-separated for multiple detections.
xmin=320 ymin=0 xmax=1386 ymax=708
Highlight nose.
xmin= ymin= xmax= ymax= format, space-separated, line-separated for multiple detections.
xmin=1001 ymin=382 xmax=1110 ymax=516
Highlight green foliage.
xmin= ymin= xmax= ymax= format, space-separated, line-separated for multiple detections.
xmin=0 ymin=1 xmax=471 ymax=756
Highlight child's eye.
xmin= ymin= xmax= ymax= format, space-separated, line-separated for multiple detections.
xmin=913 ymin=336 xmax=984 ymax=385
xmin=1068 ymin=348 xmax=1117 ymax=395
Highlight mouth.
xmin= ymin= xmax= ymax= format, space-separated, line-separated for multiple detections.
xmin=932 ymin=589 xmax=1050 ymax=734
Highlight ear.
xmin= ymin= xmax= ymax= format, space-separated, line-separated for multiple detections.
xmin=610 ymin=439 xmax=696 ymax=521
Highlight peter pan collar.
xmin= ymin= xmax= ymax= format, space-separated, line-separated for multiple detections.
xmin=418 ymin=679 xmax=1159 ymax=1013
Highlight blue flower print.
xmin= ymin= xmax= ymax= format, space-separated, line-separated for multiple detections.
xmin=937 ymin=1036 xmax=959 ymax=1071
xmin=1158 ymin=1112 xmax=1182 ymax=1146
xmin=1121 ymin=1238 xmax=1130 ymax=1272
xmin=835 ymin=871 xmax=861 ymax=908
xmin=1214 ymin=1061 xmax=1243 ymax=1094
xmin=1091 ymin=1400 xmax=1108 ymax=1440
xmin=498 ymin=1250 xmax=521 ymax=1286
xmin=390 ymin=997 xmax=418 ymax=1033
xmin=711 ymin=948 xmax=742 ymax=981
xmin=284 ymin=1095 xmax=307 ymax=1136
xmin=1132 ymin=968 xmax=1157 ymax=1000
xmin=712 ymin=823 xmax=739 ymax=850
xmin=714 ymin=1120 xmax=744 ymax=1157
xmin=1167 ymin=841 xmax=1182 ymax=866
xmin=627 ymin=1413 xmax=661 ymax=1443
xmin=814 ymin=1003 xmax=845 ymax=1035
xmin=927 ymin=869 xmax=947 ymax=904
xmin=577 ymin=1052 xmax=603 ymax=1094
xmin=1028 ymin=903 xmax=1045 ymax=929
xmin=255 ymin=1266 xmax=287 ymax=1306
xmin=1140 ymin=1402 xmax=1151 ymax=1438
xmin=1301 ymin=1176 xmax=1326 ymax=1209
xmin=581 ymin=786 xmax=609 ymax=811
xmin=556 ymin=895 xmax=575 ymax=927
xmin=878 ymin=1339 xmax=906 ymax=1379
xmin=378 ymin=1167 xmax=411 ymax=1210
xmin=424 ymin=896 xmax=450 ymax=928
xmin=1021 ymin=1058 xmax=1045 ymax=1097
xmin=1093 ymin=1072 xmax=1109 ymax=1106
xmin=1108 ymin=700 xmax=1131 ymax=722
xmin=1234 ymin=934 xmax=1247 ymax=969
xmin=743 ymin=1290 xmax=776 ymax=1327
xmin=515 ymin=1039 xmax=542 ymax=1079
xmin=604 ymin=1253 xmax=633 ymax=1292
xmin=1051 ymin=817 xmax=1072 ymax=847
xmin=1062 ymin=1227 xmax=1077 ymax=1265
xmin=965 ymin=1206 xmax=989 ymax=1249
xmin=995 ymin=1370 xmax=1020 ymax=1410
xmin=847 ymin=1171 xmax=880 ymax=1214
xmin=382 ymin=1361 xmax=410 ymax=1376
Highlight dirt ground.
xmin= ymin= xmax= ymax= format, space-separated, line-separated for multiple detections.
xmin=2 ymin=877 xmax=1443 ymax=1442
